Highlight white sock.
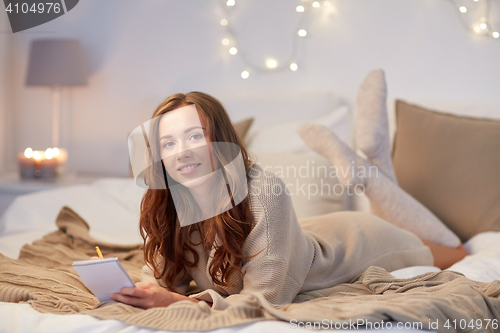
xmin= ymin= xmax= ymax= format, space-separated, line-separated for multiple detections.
xmin=356 ymin=69 xmax=397 ymax=183
xmin=297 ymin=123 xmax=461 ymax=248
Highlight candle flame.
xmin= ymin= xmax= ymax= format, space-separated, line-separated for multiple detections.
xmin=33 ymin=151 xmax=41 ymax=160
xmin=24 ymin=148 xmax=33 ymax=158
xmin=45 ymin=148 xmax=53 ymax=160
xmin=52 ymin=147 xmax=59 ymax=156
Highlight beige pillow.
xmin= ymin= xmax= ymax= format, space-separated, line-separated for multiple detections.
xmin=392 ymin=100 xmax=500 ymax=242
xmin=251 ymin=152 xmax=347 ymax=219
xmin=233 ymin=118 xmax=254 ymax=142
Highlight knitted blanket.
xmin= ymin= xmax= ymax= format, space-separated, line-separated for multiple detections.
xmin=1 ymin=206 xmax=499 ymax=333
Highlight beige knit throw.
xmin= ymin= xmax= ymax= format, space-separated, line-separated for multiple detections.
xmin=1 ymin=206 xmax=499 ymax=333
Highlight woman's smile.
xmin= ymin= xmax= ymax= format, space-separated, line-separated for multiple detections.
xmin=177 ymin=162 xmax=202 ymax=175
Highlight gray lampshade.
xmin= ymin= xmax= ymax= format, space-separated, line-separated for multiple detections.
xmin=26 ymin=39 xmax=87 ymax=86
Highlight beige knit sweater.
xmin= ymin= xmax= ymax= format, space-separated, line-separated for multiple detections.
xmin=141 ymin=164 xmax=433 ymax=310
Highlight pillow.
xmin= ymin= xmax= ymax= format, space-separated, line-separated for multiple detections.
xmin=232 ymin=117 xmax=254 ymax=142
xmin=251 ymin=152 xmax=347 ymax=219
xmin=215 ymin=91 xmax=346 ymax=131
xmin=248 ymin=105 xmax=351 ymax=153
xmin=392 ymin=100 xmax=500 ymax=242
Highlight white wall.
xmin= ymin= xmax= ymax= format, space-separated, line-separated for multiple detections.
xmin=1 ymin=0 xmax=499 ymax=176
xmin=0 ymin=22 xmax=5 ymax=174
xmin=0 ymin=13 xmax=13 ymax=174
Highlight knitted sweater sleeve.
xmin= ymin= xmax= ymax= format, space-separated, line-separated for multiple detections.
xmin=188 ymin=169 xmax=314 ymax=310
xmin=140 ymin=263 xmax=193 ymax=295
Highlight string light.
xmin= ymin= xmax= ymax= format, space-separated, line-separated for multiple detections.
xmin=218 ymin=0 xmax=331 ymax=78
xmin=265 ymin=58 xmax=278 ymax=69
xmin=449 ymin=0 xmax=499 ymax=38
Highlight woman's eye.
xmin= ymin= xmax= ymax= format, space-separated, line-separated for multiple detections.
xmin=163 ymin=141 xmax=174 ymax=148
xmin=189 ymin=134 xmax=203 ymax=141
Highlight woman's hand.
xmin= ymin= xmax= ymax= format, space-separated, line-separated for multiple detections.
xmin=110 ymin=282 xmax=198 ymax=309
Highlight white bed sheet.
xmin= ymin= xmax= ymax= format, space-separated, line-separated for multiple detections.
xmin=1 ymin=179 xmax=500 ymax=333
xmin=0 ymin=302 xmax=430 ymax=333
xmin=0 ymin=178 xmax=146 ymax=246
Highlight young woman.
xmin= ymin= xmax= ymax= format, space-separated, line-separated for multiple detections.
xmin=109 ymin=88 xmax=467 ymax=310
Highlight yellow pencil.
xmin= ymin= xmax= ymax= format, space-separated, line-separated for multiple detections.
xmin=95 ymin=246 xmax=104 ymax=259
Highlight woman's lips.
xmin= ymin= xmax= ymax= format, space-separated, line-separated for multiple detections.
xmin=177 ymin=163 xmax=201 ymax=175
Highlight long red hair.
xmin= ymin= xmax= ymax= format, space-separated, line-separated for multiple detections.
xmin=139 ymin=92 xmax=254 ymax=291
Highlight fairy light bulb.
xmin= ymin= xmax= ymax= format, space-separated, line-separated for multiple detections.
xmin=493 ymin=31 xmax=500 ymax=38
xmin=312 ymin=1 xmax=320 ymax=8
xmin=220 ymin=19 xmax=228 ymax=26
xmin=265 ymin=58 xmax=278 ymax=69
xmin=221 ymin=38 xmax=230 ymax=46
xmin=33 ymin=151 xmax=41 ymax=160
xmin=474 ymin=26 xmax=481 ymax=33
xmin=459 ymin=6 xmax=467 ymax=13
xmin=52 ymin=147 xmax=59 ymax=156
xmin=229 ymin=47 xmax=238 ymax=55
xmin=298 ymin=29 xmax=307 ymax=37
xmin=241 ymin=71 xmax=249 ymax=79
xmin=296 ymin=5 xmax=304 ymax=12
xmin=290 ymin=63 xmax=298 ymax=71
xmin=480 ymin=23 xmax=487 ymax=30
xmin=226 ymin=0 xmax=235 ymax=7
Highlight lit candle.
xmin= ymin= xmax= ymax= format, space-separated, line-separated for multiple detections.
xmin=18 ymin=147 xmax=68 ymax=179
xmin=40 ymin=148 xmax=59 ymax=179
xmin=18 ymin=148 xmax=37 ymax=179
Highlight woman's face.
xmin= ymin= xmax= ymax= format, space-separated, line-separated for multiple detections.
xmin=158 ymin=104 xmax=215 ymax=189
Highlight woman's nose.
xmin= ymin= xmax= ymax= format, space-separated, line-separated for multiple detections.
xmin=176 ymin=146 xmax=192 ymax=160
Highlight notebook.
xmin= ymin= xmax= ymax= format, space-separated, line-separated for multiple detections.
xmin=72 ymin=257 xmax=135 ymax=302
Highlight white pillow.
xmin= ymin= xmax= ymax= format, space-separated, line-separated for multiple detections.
xmin=247 ymin=105 xmax=350 ymax=153
xmin=251 ymin=152 xmax=348 ymax=220
xmin=213 ymin=91 xmax=346 ymax=129
xmin=140 ymin=91 xmax=347 ymax=131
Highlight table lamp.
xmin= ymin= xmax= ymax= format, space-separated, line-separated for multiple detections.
xmin=23 ymin=39 xmax=87 ymax=179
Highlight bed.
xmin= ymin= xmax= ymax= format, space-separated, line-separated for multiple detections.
xmin=1 ymin=91 xmax=500 ymax=333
